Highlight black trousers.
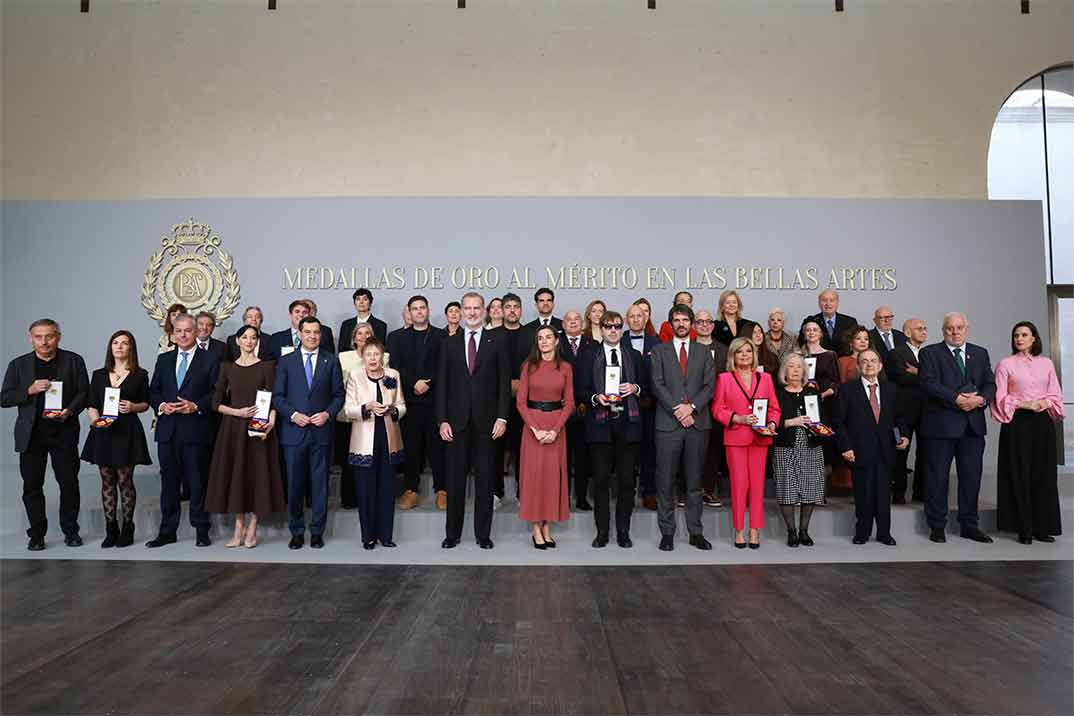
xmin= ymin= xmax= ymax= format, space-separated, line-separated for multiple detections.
xmin=565 ymin=416 xmax=590 ymax=504
xmin=589 ymin=419 xmax=639 ymax=537
xmin=495 ymin=408 xmax=522 ymax=499
xmin=445 ymin=423 xmax=496 ymax=542
xmin=892 ymin=424 xmax=926 ymax=500
xmin=637 ymin=408 xmax=657 ymax=497
xmin=402 ymin=401 xmax=444 ymax=493
xmin=355 ymin=459 xmax=396 ymax=543
xmin=852 ymin=460 xmax=892 ymax=539
xmin=19 ymin=435 xmax=81 ymax=539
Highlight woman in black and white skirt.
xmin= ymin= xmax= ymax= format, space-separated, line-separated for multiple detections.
xmin=771 ymin=353 xmax=827 ymax=547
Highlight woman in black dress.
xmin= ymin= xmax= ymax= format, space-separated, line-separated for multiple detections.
xmin=205 ymin=326 xmax=285 ymax=548
xmin=82 ymin=330 xmax=152 ymax=548
xmin=713 ymin=289 xmax=748 ymax=346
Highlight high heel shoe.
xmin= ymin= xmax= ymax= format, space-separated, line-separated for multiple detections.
xmin=532 ymin=536 xmax=547 ymax=550
xmin=798 ymin=529 xmax=814 ymax=547
xmin=786 ymin=528 xmax=799 ymax=548
xmin=748 ymin=530 xmax=760 ymax=549
xmin=734 ymin=531 xmax=747 ymax=549
xmin=544 ymin=536 xmax=556 ymax=549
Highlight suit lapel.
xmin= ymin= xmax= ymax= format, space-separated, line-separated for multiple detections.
xmin=474 ymin=331 xmax=494 ymax=374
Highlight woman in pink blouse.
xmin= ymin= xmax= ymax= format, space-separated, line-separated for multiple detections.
xmin=991 ymin=321 xmax=1065 ymax=545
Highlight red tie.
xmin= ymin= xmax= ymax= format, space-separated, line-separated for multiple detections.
xmin=868 ymin=382 xmax=880 ymax=423
xmin=467 ymin=332 xmax=477 ymax=376
xmin=679 ymin=342 xmax=688 ymax=378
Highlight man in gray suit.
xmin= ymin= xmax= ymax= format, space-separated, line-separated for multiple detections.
xmin=650 ymin=304 xmax=716 ymax=551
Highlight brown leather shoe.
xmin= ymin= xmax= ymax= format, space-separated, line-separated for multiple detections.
xmin=642 ymin=495 xmax=657 ymax=511
xmin=436 ymin=490 xmax=448 ymax=511
xmin=398 ymin=490 xmax=420 ymax=510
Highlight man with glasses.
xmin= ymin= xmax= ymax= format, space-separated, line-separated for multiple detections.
xmin=869 ymin=306 xmax=906 ymax=362
xmin=574 ymin=311 xmax=644 ymax=548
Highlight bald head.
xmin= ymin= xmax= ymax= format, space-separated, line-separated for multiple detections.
xmin=562 ymin=310 xmax=583 ymax=337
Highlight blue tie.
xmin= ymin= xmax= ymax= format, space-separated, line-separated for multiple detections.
xmin=176 ymin=351 xmax=189 ymax=387
xmin=826 ymin=319 xmax=834 ymax=339
xmin=304 ymin=352 xmax=314 ymax=389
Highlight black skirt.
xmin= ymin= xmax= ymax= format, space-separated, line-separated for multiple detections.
xmin=996 ymin=409 xmax=1061 ymax=536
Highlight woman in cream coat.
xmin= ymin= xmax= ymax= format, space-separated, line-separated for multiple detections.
xmin=344 ymin=338 xmax=405 ymax=549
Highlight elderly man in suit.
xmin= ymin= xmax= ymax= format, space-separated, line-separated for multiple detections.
xmin=273 ymin=316 xmax=345 ymax=549
xmin=194 ymin=311 xmax=230 ymax=363
xmin=625 ymin=303 xmax=662 ymax=510
xmin=885 ymin=318 xmax=928 ymax=503
xmin=650 ymin=304 xmax=716 ymax=551
xmin=436 ymin=292 xmax=511 ymax=549
xmin=834 ymin=349 xmax=910 ymax=545
xmin=559 ymin=309 xmax=596 ymax=511
xmin=147 ymin=313 xmax=221 ymax=547
xmin=869 ymin=306 xmax=907 ymax=362
xmin=2 ymin=318 xmax=90 ymax=550
xmin=919 ymin=312 xmax=996 ymax=544
xmin=802 ymin=289 xmax=858 ymax=355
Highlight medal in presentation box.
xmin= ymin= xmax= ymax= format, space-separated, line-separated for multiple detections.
xmin=93 ymin=387 xmax=121 ymax=428
xmin=42 ymin=381 xmax=64 ymax=419
xmin=248 ymin=390 xmax=272 ymax=437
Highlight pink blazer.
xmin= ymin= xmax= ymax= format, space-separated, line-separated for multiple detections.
xmin=712 ymin=370 xmax=781 ymax=447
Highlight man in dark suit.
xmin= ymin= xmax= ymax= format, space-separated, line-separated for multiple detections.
xmin=919 ymin=312 xmax=996 ymax=544
xmin=498 ymin=292 xmax=526 ymax=503
xmin=147 ymin=314 xmax=221 ymax=547
xmin=574 ymin=311 xmax=646 ymax=548
xmin=269 ymin=300 xmax=335 ymax=361
xmin=694 ymin=309 xmax=729 ymax=508
xmin=558 ymin=310 xmax=596 ymax=511
xmin=868 ymin=305 xmax=907 ymax=362
xmin=625 ymin=303 xmax=663 ymax=510
xmin=1 ymin=318 xmax=89 ymax=550
xmin=227 ymin=305 xmax=273 ymax=361
xmin=884 ymin=318 xmax=928 ymax=503
xmin=834 ymin=349 xmax=910 ymax=545
xmin=338 ymin=288 xmax=387 ymax=352
xmin=436 ymin=292 xmax=511 ymax=549
xmin=802 ymin=289 xmax=858 ymax=355
xmin=272 ymin=316 xmax=345 ymax=549
xmin=387 ymin=295 xmax=447 ymax=510
xmin=517 ymin=287 xmax=563 ymax=356
xmin=194 ymin=311 xmax=230 ymax=363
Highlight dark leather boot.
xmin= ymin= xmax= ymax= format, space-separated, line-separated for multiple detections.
xmin=117 ymin=521 xmax=135 ymax=548
xmin=101 ymin=520 xmax=119 ymax=548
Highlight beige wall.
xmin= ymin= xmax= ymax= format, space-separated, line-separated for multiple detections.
xmin=2 ymin=0 xmax=1071 ymax=200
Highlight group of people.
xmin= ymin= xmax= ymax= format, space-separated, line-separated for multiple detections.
xmin=2 ymin=286 xmax=1064 ymax=552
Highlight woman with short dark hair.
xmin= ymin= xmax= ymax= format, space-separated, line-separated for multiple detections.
xmin=991 ymin=321 xmax=1065 ymax=545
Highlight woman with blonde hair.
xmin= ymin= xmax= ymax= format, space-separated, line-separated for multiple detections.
xmin=583 ymin=300 xmax=607 ymax=342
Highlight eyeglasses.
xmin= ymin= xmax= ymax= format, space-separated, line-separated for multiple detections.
xmin=876 ymin=315 xmax=894 ymax=320
xmin=601 ymin=323 xmax=623 ymax=330
xmin=695 ymin=319 xmax=714 ymax=325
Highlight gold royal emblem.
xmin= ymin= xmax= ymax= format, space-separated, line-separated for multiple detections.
xmin=141 ymin=217 xmax=241 ymax=327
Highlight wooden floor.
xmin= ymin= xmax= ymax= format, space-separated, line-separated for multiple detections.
xmin=2 ymin=560 xmax=1071 ymax=716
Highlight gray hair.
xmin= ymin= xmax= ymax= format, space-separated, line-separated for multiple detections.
xmin=171 ymin=313 xmax=195 ymax=329
xmin=242 ymin=305 xmax=264 ymax=321
xmin=778 ymin=352 xmax=806 ymax=386
xmin=350 ymin=321 xmax=373 ymax=347
xmin=768 ymin=307 xmax=785 ymax=320
xmin=28 ymin=318 xmax=60 ymax=333
xmin=194 ymin=310 xmax=217 ymax=324
xmin=943 ymin=312 xmax=968 ymax=326
xmin=460 ymin=291 xmax=485 ymax=308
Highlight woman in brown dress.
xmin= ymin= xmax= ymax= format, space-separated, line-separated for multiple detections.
xmin=205 ymin=326 xmax=285 ymax=548
xmin=517 ymin=325 xmax=574 ymax=549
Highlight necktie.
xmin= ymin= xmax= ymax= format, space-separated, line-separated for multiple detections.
xmin=868 ymin=382 xmax=880 ymax=423
xmin=570 ymin=337 xmax=578 ymax=356
xmin=304 ymin=352 xmax=314 ymax=389
xmin=467 ymin=332 xmax=477 ymax=376
xmin=610 ymin=347 xmax=619 ymax=366
xmin=176 ymin=351 xmax=189 ymax=387
xmin=199 ymin=341 xmax=207 ymax=351
xmin=883 ymin=332 xmax=893 ymax=350
xmin=542 ymin=319 xmax=548 ymax=326
xmin=826 ymin=319 xmax=835 ymax=339
xmin=679 ymin=342 xmax=688 ymax=378
xmin=953 ymin=347 xmax=966 ymax=377
xmin=293 ymin=331 xmax=300 ymax=348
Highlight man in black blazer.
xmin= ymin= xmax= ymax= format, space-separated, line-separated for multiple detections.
xmin=147 ymin=314 xmax=221 ymax=547
xmin=194 ymin=311 xmax=230 ymax=363
xmin=227 ymin=306 xmax=273 ymax=361
xmin=518 ymin=287 xmax=563 ymax=353
xmin=884 ymin=318 xmax=927 ymax=503
xmin=802 ymin=289 xmax=858 ymax=355
xmin=337 ymin=288 xmax=387 ymax=353
xmin=919 ymin=312 xmax=996 ymax=544
xmin=868 ymin=306 xmax=907 ymax=362
xmin=834 ymin=349 xmax=910 ymax=545
xmin=558 ymin=310 xmax=595 ymax=511
xmin=436 ymin=292 xmax=511 ymax=549
xmin=1 ymin=318 xmax=89 ymax=550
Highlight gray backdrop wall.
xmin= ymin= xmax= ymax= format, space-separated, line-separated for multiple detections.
xmin=0 ymin=197 xmax=1045 ymax=468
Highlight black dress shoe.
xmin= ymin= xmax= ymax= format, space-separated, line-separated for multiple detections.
xmin=617 ymin=534 xmax=633 ymax=549
xmin=378 ymin=539 xmax=397 ymax=548
xmin=786 ymin=528 xmax=799 ymax=548
xmin=1033 ymin=534 xmax=1056 ymax=543
xmin=877 ymin=535 xmax=897 ymax=546
xmin=288 ymin=535 xmax=304 ymax=550
xmin=478 ymin=538 xmax=494 ymax=549
xmin=659 ymin=535 xmax=674 ymax=551
xmin=929 ymin=528 xmax=946 ymax=543
xmin=592 ymin=533 xmax=609 ymax=548
xmin=797 ymin=529 xmax=814 ymax=547
xmin=852 ymin=535 xmax=868 ymax=545
xmin=1018 ymin=534 xmax=1033 ymax=545
xmin=146 ymin=534 xmax=177 ymax=548
xmin=27 ymin=537 xmax=45 ymax=551
xmin=363 ymin=540 xmax=376 ymax=550
xmin=689 ymin=534 xmax=712 ymax=551
xmin=575 ymin=500 xmax=593 ymax=512
xmin=64 ymin=534 xmax=83 ymax=547
xmin=310 ymin=535 xmax=325 ymax=549
xmin=441 ymin=538 xmax=459 ymax=549
xmin=960 ymin=527 xmax=993 ymax=544
xmin=195 ymin=532 xmax=211 ymax=547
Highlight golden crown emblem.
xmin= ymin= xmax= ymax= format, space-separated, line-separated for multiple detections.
xmin=141 ymin=218 xmax=241 ymax=326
